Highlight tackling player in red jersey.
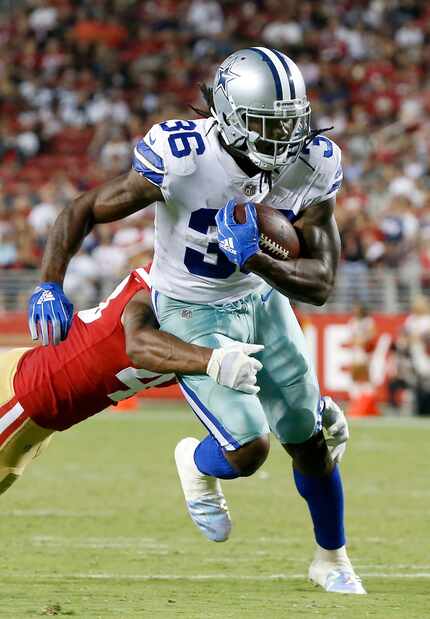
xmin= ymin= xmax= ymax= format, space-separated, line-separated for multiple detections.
xmin=0 ymin=267 xmax=262 ymax=495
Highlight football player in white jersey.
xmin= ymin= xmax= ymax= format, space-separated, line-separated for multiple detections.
xmin=29 ymin=47 xmax=362 ymax=594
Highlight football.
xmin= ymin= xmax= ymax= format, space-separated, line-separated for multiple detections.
xmin=233 ymin=202 xmax=301 ymax=260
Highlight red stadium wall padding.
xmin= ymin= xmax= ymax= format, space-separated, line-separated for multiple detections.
xmin=0 ymin=312 xmax=406 ymax=401
xmin=297 ymin=313 xmax=405 ymax=400
xmin=141 ymin=382 xmax=182 ymax=400
xmin=0 ymin=313 xmax=31 ymax=347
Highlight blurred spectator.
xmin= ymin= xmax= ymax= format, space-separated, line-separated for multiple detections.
xmin=63 ymin=248 xmax=99 ymax=309
xmin=387 ymin=296 xmax=430 ymax=415
xmin=346 ymin=304 xmax=379 ymax=416
xmin=15 ymin=118 xmax=40 ymax=163
xmin=0 ymin=229 xmax=17 ymax=267
xmin=409 ymin=330 xmax=430 ymax=416
xmin=113 ymin=213 xmax=155 ymax=268
xmin=187 ymin=0 xmax=224 ymax=36
xmin=386 ymin=333 xmax=415 ymax=411
xmin=338 ymin=212 xmax=371 ymax=304
xmin=261 ymin=9 xmax=303 ymax=48
xmin=27 ymin=186 xmax=59 ymax=236
xmin=28 ymin=2 xmax=58 ymax=37
xmin=403 ymin=296 xmax=430 ymax=341
xmin=99 ymin=126 xmax=131 ymax=173
xmin=92 ymin=227 xmax=128 ymax=277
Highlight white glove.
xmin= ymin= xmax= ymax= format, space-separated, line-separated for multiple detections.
xmin=322 ymin=396 xmax=349 ymax=464
xmin=207 ymin=343 xmax=264 ymax=395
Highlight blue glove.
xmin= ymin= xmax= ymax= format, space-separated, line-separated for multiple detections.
xmin=28 ymin=282 xmax=74 ymax=346
xmin=215 ymin=198 xmax=260 ymax=268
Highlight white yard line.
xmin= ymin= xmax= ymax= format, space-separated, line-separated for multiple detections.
xmin=7 ymin=572 xmax=430 ymax=581
xmin=0 ymin=509 xmax=114 ymax=518
xmin=26 ymin=537 xmax=430 ymax=570
xmin=27 ymin=537 xmax=430 ymax=570
xmin=31 ymin=535 xmax=169 ymax=551
xmin=12 ymin=531 xmax=425 ymax=557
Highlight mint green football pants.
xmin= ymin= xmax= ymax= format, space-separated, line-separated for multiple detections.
xmin=153 ymin=286 xmax=321 ymax=450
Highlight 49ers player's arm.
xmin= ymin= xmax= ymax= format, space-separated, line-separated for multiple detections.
xmin=121 ymin=290 xmax=263 ymax=394
xmin=245 ymin=197 xmax=341 ymax=306
xmin=122 ymin=291 xmax=212 ymax=375
xmin=41 ymin=171 xmax=162 ymax=284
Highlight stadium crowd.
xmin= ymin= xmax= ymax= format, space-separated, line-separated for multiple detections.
xmin=0 ymin=0 xmax=430 ymax=309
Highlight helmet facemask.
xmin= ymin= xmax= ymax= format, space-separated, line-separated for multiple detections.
xmin=216 ymin=97 xmax=311 ymax=171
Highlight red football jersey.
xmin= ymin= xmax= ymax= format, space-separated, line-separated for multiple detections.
xmin=14 ymin=268 xmax=175 ymax=431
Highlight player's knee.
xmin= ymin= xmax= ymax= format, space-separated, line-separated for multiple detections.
xmin=273 ymin=387 xmax=321 ymax=446
xmin=284 ymin=431 xmax=333 ymax=477
xmin=225 ymin=434 xmax=270 ymax=477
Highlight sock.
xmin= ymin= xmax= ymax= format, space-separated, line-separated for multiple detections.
xmin=293 ymin=464 xmax=345 ymax=550
xmin=194 ymin=434 xmax=240 ymax=480
xmin=314 ymin=544 xmax=350 ymax=567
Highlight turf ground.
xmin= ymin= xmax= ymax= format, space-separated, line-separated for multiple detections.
xmin=1 ymin=404 xmax=429 ymax=618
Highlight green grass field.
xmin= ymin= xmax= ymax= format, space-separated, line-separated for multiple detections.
xmin=1 ymin=404 xmax=429 ymax=618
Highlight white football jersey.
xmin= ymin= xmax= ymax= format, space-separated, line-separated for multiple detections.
xmin=132 ymin=118 xmax=342 ymax=304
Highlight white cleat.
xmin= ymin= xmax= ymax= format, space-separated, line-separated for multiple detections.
xmin=309 ymin=547 xmax=367 ymax=595
xmin=174 ymin=437 xmax=231 ymax=542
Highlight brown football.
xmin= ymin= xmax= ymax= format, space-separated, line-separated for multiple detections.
xmin=234 ymin=202 xmax=301 ymax=260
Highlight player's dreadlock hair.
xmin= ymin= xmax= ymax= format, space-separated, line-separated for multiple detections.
xmin=190 ymin=83 xmax=273 ymax=185
xmin=189 ymin=84 xmax=214 ymax=119
xmin=190 ymin=84 xmax=273 ymax=189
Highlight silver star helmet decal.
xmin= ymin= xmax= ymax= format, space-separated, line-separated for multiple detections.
xmin=215 ymin=58 xmax=239 ymax=98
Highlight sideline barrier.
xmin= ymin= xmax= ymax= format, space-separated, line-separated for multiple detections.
xmin=299 ymin=313 xmax=405 ymax=400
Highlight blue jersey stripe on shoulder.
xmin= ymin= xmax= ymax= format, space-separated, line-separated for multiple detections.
xmin=327 ymin=179 xmax=342 ymax=195
xmin=334 ymin=165 xmax=343 ymax=179
xmin=135 ymin=139 xmax=164 ymax=172
xmin=132 ymin=156 xmax=164 ymax=186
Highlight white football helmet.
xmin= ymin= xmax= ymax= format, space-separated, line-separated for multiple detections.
xmin=211 ymin=47 xmax=311 ymax=171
